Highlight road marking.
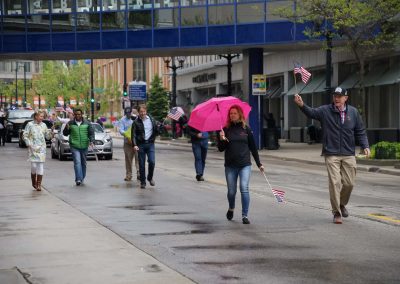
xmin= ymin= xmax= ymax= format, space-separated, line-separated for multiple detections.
xmin=368 ymin=213 xmax=400 ymax=224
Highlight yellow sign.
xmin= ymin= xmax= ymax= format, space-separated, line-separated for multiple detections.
xmin=252 ymin=74 xmax=267 ymax=96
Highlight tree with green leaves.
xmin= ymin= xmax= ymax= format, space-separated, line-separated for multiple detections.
xmin=146 ymin=74 xmax=169 ymax=122
xmin=274 ymin=0 xmax=400 ymax=117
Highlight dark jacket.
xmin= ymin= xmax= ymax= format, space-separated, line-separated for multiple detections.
xmin=131 ymin=115 xmax=158 ymax=146
xmin=63 ymin=119 xmax=95 ymax=149
xmin=300 ymin=103 xmax=369 ymax=156
xmin=217 ymin=122 xmax=262 ymax=168
xmin=188 ymin=126 xmax=209 ymax=143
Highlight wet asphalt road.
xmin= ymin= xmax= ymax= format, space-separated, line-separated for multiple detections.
xmin=2 ymin=139 xmax=399 ymax=284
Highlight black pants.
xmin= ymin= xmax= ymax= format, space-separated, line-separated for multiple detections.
xmin=0 ymin=129 xmax=6 ymax=145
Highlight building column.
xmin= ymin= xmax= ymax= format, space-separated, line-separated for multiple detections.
xmin=242 ymin=48 xmax=263 ymax=149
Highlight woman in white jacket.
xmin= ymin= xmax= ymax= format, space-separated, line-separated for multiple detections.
xmin=23 ymin=110 xmax=51 ymax=191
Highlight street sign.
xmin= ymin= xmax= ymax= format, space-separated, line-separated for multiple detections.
xmin=252 ymin=74 xmax=267 ymax=96
xmin=128 ymin=81 xmax=147 ymax=101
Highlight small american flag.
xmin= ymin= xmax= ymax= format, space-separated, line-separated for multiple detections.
xmin=271 ymin=188 xmax=285 ymax=203
xmin=167 ymin=107 xmax=184 ymax=121
xmin=294 ymin=63 xmax=311 ymax=84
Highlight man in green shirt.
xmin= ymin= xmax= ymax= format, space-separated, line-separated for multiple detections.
xmin=63 ymin=109 xmax=95 ymax=186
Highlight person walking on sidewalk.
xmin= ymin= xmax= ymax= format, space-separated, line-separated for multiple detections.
xmin=294 ymin=87 xmax=370 ymax=224
xmin=23 ymin=110 xmax=52 ymax=191
xmin=218 ymin=105 xmax=264 ymax=225
xmin=63 ymin=109 xmax=95 ymax=186
xmin=132 ymin=104 xmax=159 ymax=189
xmin=188 ymin=126 xmax=209 ymax=181
xmin=118 ymin=107 xmax=139 ymax=181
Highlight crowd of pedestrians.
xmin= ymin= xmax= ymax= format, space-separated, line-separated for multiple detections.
xmin=13 ymin=85 xmax=370 ymax=225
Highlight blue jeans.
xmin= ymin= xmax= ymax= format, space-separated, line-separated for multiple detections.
xmin=138 ymin=143 xmax=155 ymax=185
xmin=71 ymin=147 xmax=88 ymax=182
xmin=225 ymin=165 xmax=251 ymax=217
xmin=192 ymin=140 xmax=208 ymax=176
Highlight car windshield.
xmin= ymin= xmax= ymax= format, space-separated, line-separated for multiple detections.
xmin=8 ymin=110 xmax=34 ymax=119
xmin=92 ymin=123 xmax=104 ymax=133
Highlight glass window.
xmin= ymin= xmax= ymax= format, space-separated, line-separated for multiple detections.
xmin=27 ymin=14 xmax=50 ymax=31
xmin=76 ymin=0 xmax=100 ymax=12
xmin=181 ymin=0 xmax=207 ymax=7
xmin=208 ymin=5 xmax=233 ymax=25
xmin=76 ymin=13 xmax=100 ymax=31
xmin=181 ymin=7 xmax=205 ymax=26
xmin=102 ymin=0 xmax=125 ymax=11
xmin=3 ymin=0 xmax=26 ymax=15
xmin=51 ymin=0 xmax=74 ymax=13
xmin=52 ymin=13 xmax=75 ymax=31
xmin=102 ymin=12 xmax=125 ymax=30
xmin=27 ymin=0 xmax=50 ymax=14
xmin=128 ymin=0 xmax=153 ymax=10
xmin=208 ymin=0 xmax=232 ymax=4
xmin=132 ymin=58 xmax=145 ymax=81
xmin=2 ymin=16 xmax=26 ymax=33
xmin=154 ymin=0 xmax=178 ymax=9
xmin=128 ymin=10 xmax=152 ymax=29
xmin=266 ymin=0 xmax=292 ymax=22
xmin=154 ymin=8 xmax=178 ymax=28
xmin=237 ymin=3 xmax=264 ymax=24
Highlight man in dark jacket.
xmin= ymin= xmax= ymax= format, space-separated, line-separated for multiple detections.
xmin=131 ymin=104 xmax=158 ymax=189
xmin=63 ymin=109 xmax=95 ymax=186
xmin=294 ymin=87 xmax=370 ymax=224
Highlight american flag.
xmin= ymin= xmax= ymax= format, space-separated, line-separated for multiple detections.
xmin=294 ymin=63 xmax=311 ymax=84
xmin=167 ymin=107 xmax=184 ymax=121
xmin=271 ymin=188 xmax=285 ymax=203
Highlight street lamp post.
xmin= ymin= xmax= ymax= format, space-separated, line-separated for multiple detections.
xmin=23 ymin=63 xmax=27 ymax=107
xmin=219 ymin=54 xmax=240 ymax=96
xmin=15 ymin=62 xmax=28 ymax=107
xmin=163 ymin=56 xmax=186 ymax=139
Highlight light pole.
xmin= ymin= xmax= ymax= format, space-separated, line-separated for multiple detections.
xmin=15 ymin=62 xmax=27 ymax=107
xmin=219 ymin=54 xmax=240 ymax=96
xmin=163 ymin=56 xmax=186 ymax=139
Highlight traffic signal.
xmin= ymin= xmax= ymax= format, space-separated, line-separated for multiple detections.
xmin=96 ymin=102 xmax=101 ymax=111
xmin=123 ymin=84 xmax=128 ymax=97
xmin=123 ymin=90 xmax=128 ymax=97
xmin=90 ymin=98 xmax=95 ymax=103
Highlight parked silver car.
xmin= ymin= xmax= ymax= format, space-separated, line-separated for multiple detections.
xmin=51 ymin=123 xmax=113 ymax=161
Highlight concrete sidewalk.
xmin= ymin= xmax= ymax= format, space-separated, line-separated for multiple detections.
xmin=0 ymin=178 xmax=193 ymax=284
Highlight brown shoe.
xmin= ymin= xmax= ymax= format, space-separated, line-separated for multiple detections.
xmin=36 ymin=175 xmax=43 ymax=191
xmin=333 ymin=213 xmax=342 ymax=224
xmin=124 ymin=177 xmax=132 ymax=181
xmin=31 ymin=173 xmax=37 ymax=190
xmin=340 ymin=205 xmax=349 ymax=218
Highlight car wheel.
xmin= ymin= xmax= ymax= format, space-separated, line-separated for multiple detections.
xmin=6 ymin=135 xmax=11 ymax=143
xmin=105 ymin=154 xmax=113 ymax=160
xmin=18 ymin=139 xmax=24 ymax=148
xmin=58 ymin=145 xmax=66 ymax=161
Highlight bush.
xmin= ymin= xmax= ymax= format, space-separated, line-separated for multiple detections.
xmin=370 ymin=141 xmax=400 ymax=159
xmin=103 ymin=123 xmax=114 ymax=129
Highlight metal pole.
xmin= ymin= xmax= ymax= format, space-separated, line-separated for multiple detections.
xmin=91 ymin=60 xmax=94 ymax=122
xmin=227 ymin=55 xmax=232 ymax=96
xmin=325 ymin=31 xmax=332 ymax=104
xmin=15 ymin=62 xmax=18 ymax=106
xmin=38 ymin=93 xmax=41 ymax=109
xmin=23 ymin=63 xmax=27 ymax=107
xmin=123 ymin=58 xmax=127 ymax=109
xmin=171 ymin=57 xmax=177 ymax=139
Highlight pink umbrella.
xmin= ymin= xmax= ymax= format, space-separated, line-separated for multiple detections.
xmin=188 ymin=96 xmax=251 ymax=132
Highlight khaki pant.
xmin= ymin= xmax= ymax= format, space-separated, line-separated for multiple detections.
xmin=123 ymin=142 xmax=139 ymax=179
xmin=325 ymin=155 xmax=357 ymax=215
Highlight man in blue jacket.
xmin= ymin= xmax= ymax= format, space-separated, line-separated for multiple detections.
xmin=294 ymin=87 xmax=370 ymax=224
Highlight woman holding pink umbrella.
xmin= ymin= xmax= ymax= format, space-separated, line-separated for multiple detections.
xmin=218 ymin=105 xmax=264 ymax=224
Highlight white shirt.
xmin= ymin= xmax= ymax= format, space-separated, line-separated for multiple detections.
xmin=142 ymin=115 xmax=153 ymax=141
xmin=76 ymin=121 xmax=82 ymax=126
